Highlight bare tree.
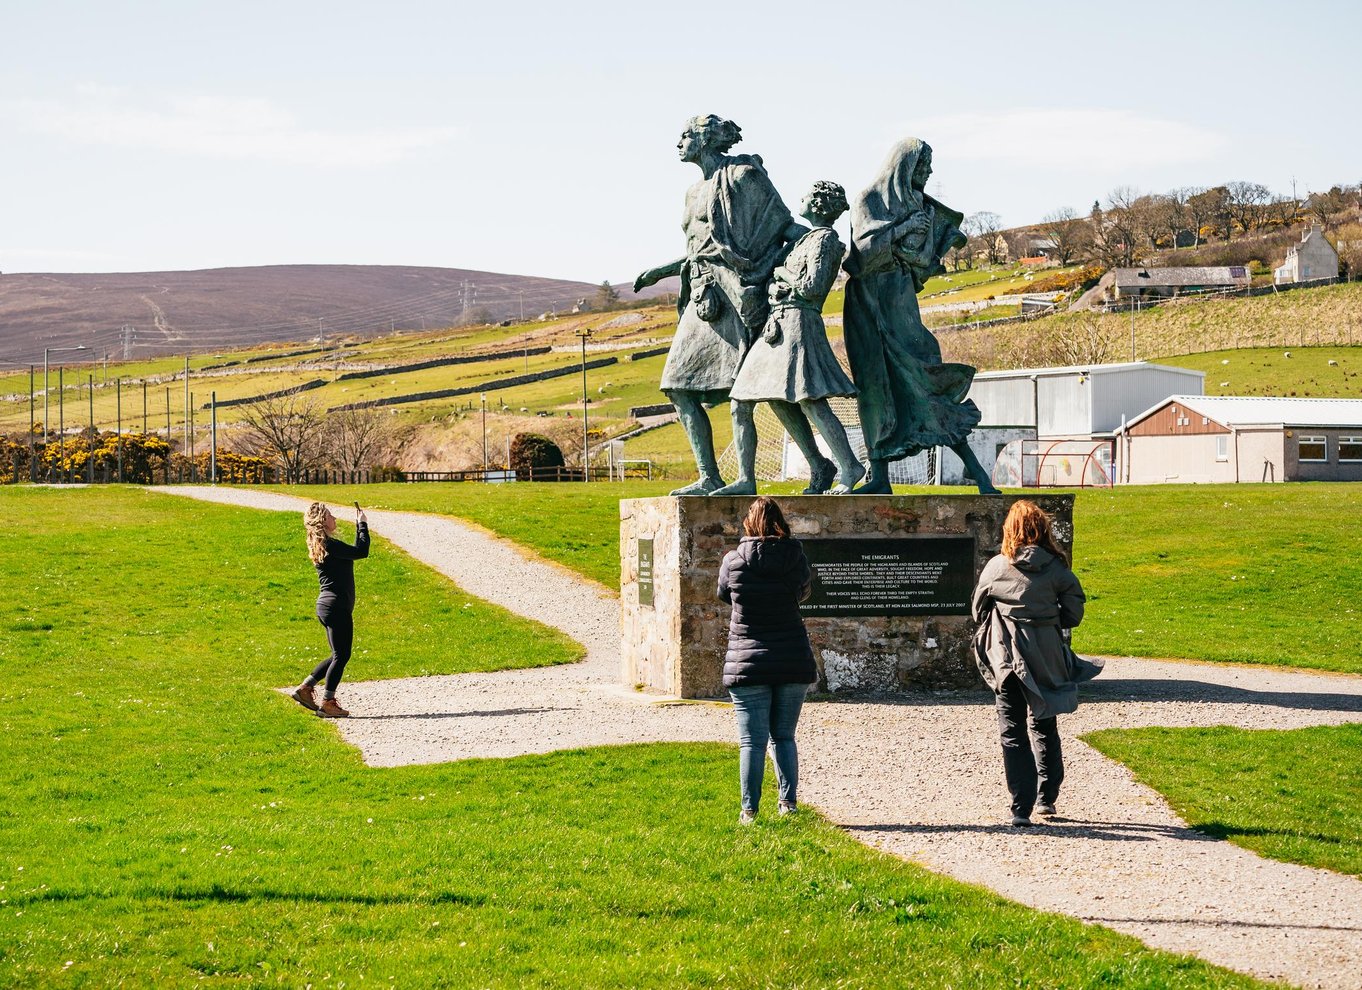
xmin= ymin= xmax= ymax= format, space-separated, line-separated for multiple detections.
xmin=1306 ymin=186 xmax=1350 ymax=228
xmin=235 ymin=391 xmax=327 ymax=483
xmin=1052 ymin=313 xmax=1119 ymax=366
xmin=1089 ymin=192 xmax=1138 ymax=267
xmin=1128 ymin=194 xmax=1166 ymax=251
xmin=1188 ymin=186 xmax=1232 ymax=242
xmin=1265 ymin=194 xmax=1301 ymax=229
xmin=1037 ymin=208 xmax=1088 ymax=265
xmin=967 ymin=211 xmax=1005 ymax=265
xmin=1147 ymin=193 xmax=1187 ymax=251
xmin=1226 ymin=181 xmax=1272 ymax=234
xmin=323 ymin=405 xmax=393 ymax=473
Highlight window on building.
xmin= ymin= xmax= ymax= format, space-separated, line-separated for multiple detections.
xmin=1298 ymin=435 xmax=1327 ymax=462
xmin=1216 ymin=435 xmax=1228 ymax=462
xmin=1341 ymin=436 xmax=1362 ymax=462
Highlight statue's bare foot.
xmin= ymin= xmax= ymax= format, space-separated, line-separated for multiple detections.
xmin=710 ymin=478 xmax=757 ymax=496
xmin=802 ymin=457 xmax=836 ymax=495
xmin=829 ymin=460 xmax=867 ymax=494
xmin=671 ymin=476 xmax=723 ymax=497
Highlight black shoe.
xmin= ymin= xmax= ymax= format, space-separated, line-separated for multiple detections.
xmin=1036 ymin=801 xmax=1057 ymax=817
xmin=1010 ymin=814 xmax=1033 ymax=827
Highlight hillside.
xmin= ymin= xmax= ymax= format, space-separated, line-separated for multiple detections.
xmin=5 ymin=277 xmax=1361 ymax=481
xmin=0 ymin=264 xmax=669 ymax=364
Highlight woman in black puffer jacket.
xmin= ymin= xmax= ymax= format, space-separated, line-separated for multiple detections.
xmin=718 ymin=496 xmax=817 ymax=823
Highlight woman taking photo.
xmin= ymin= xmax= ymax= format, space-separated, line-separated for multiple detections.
xmin=293 ymin=502 xmax=369 ymax=718
xmin=972 ymin=500 xmax=1098 ymax=826
xmin=718 ymin=496 xmax=816 ymax=823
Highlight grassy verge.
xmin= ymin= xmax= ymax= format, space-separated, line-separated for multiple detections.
xmin=0 ymin=487 xmax=1266 ymax=987
xmin=1086 ymin=724 xmax=1362 ymax=878
xmin=290 ymin=481 xmax=1362 ymax=673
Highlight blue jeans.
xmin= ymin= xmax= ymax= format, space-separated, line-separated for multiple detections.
xmin=728 ymin=682 xmax=808 ymax=813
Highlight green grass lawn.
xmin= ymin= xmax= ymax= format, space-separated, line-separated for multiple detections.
xmin=1086 ymin=724 xmax=1362 ymax=878
xmin=0 ymin=486 xmax=1267 ymax=988
xmin=293 ymin=481 xmax=1362 ymax=674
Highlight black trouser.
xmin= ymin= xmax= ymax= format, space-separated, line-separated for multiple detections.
xmin=995 ymin=672 xmax=1063 ymax=817
xmin=310 ymin=601 xmax=354 ymax=696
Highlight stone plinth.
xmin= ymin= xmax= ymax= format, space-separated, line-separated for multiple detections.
xmin=620 ymin=494 xmax=1074 ymax=699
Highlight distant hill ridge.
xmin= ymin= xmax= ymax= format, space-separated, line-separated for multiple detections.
xmin=0 ymin=263 xmax=667 ymax=364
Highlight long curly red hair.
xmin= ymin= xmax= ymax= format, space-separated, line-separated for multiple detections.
xmin=1001 ymin=500 xmax=1068 ymax=565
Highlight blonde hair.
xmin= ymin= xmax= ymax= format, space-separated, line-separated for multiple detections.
xmin=304 ymin=502 xmax=331 ymax=564
xmin=1001 ymin=500 xmax=1068 ymax=566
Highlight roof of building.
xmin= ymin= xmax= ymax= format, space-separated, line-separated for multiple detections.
xmin=1127 ymin=394 xmax=1362 ymax=429
xmin=974 ymin=360 xmax=1204 ymax=381
xmin=1113 ymin=266 xmax=1251 ymax=288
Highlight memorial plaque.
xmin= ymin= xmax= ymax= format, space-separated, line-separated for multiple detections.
xmin=637 ymin=538 xmax=654 ymax=607
xmin=801 ymin=537 xmax=974 ymax=617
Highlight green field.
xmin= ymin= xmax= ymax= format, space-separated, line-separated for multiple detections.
xmin=1087 ymin=724 xmax=1362 ymax=878
xmin=1156 ymin=345 xmax=1362 ymax=397
xmin=0 ymin=486 xmax=1269 ymax=988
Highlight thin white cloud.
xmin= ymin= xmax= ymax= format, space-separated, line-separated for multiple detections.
xmin=910 ymin=108 xmax=1227 ymax=169
xmin=0 ymin=89 xmax=459 ymax=167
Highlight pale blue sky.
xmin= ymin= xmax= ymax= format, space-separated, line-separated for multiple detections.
xmin=2 ymin=0 xmax=1358 ymax=283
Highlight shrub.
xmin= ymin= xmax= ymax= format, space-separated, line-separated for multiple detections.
xmin=510 ymin=433 xmax=565 ymax=479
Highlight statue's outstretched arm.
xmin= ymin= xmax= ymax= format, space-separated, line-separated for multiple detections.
xmin=634 ymin=258 xmax=685 ymax=293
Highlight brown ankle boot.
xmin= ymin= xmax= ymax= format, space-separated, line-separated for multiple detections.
xmin=291 ymin=685 xmax=319 ymax=712
xmin=317 ymin=698 xmax=351 ymax=718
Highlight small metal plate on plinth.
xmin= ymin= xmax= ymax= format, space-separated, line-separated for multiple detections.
xmin=637 ymin=538 xmax=654 ymax=607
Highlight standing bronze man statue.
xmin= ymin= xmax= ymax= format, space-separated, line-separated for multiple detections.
xmin=635 ymin=115 xmax=804 ymax=495
xmin=843 ymin=138 xmax=1000 ymax=494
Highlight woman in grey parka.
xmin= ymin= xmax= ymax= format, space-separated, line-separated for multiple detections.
xmin=972 ymin=500 xmax=1100 ymax=826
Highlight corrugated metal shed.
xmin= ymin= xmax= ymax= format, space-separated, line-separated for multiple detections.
xmin=970 ymin=361 xmax=1204 ymax=437
xmin=1127 ymin=394 xmax=1362 ymax=429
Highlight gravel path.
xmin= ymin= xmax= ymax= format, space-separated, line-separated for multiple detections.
xmin=163 ymin=486 xmax=1362 ymax=989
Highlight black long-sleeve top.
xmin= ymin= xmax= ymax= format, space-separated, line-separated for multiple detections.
xmin=315 ymin=522 xmax=369 ymax=612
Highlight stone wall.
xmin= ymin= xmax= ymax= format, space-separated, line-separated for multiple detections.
xmin=620 ymin=494 xmax=1075 ymax=699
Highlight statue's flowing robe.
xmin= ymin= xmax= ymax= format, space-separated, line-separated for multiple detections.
xmin=843 ymin=138 xmax=981 ymax=460
xmin=660 ymin=154 xmax=795 ymax=399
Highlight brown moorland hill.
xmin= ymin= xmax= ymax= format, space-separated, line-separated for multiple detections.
xmin=0 ymin=264 xmax=669 ymax=364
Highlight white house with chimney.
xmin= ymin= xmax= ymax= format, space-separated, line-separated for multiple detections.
xmin=1275 ymin=225 xmax=1339 ymax=284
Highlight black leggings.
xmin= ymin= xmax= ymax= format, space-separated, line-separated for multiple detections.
xmin=310 ymin=605 xmax=354 ymax=695
xmin=995 ymin=672 xmax=1064 ymax=817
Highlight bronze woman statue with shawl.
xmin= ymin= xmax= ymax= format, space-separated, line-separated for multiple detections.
xmin=635 ymin=115 xmax=804 ymax=495
xmin=843 ymin=138 xmax=1000 ymax=494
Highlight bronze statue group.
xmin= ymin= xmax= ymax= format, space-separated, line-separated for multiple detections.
xmin=635 ymin=114 xmax=1002 ymax=497
xmin=289 ymin=118 xmax=1098 ymax=827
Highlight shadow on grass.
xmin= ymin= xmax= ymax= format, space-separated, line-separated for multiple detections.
xmin=845 ymin=819 xmax=1221 ymax=843
xmin=10 ymin=885 xmax=487 ymax=908
xmin=1080 ymin=678 xmax=1362 ymax=714
xmin=1192 ymin=821 xmax=1348 ymax=846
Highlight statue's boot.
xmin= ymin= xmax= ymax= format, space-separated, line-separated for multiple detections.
xmin=803 ymin=456 xmax=837 ymax=495
xmin=671 ymin=475 xmax=724 ymax=496
xmin=710 ymin=477 xmax=757 ymax=496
